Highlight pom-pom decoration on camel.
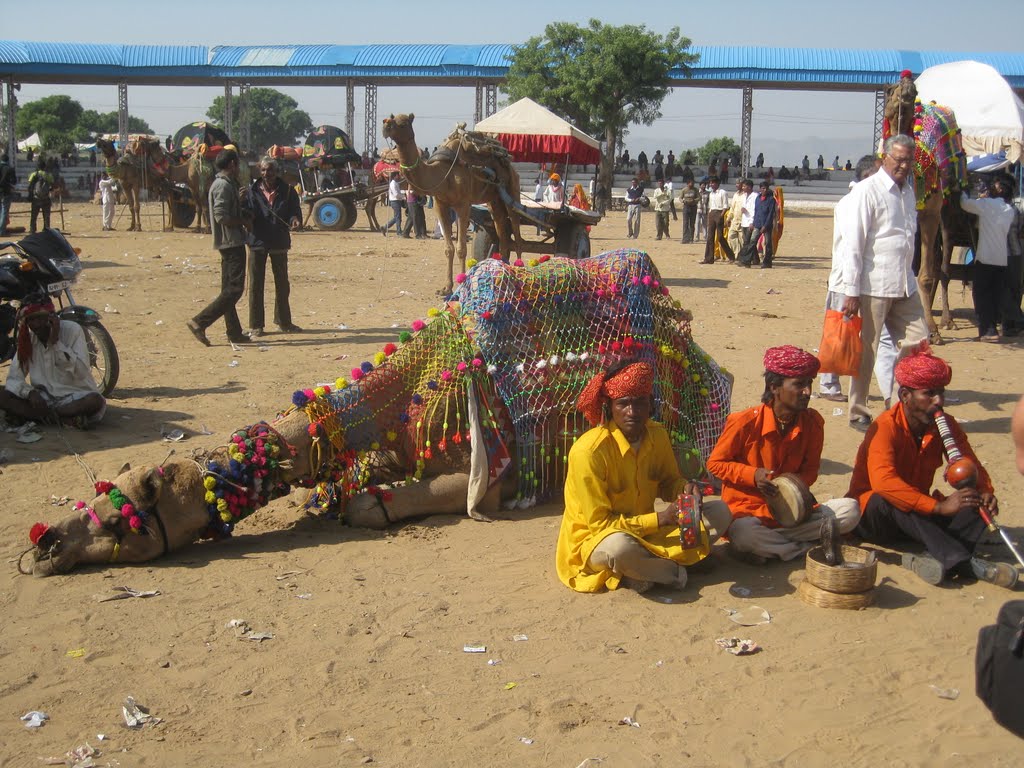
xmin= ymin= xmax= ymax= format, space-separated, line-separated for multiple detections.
xmin=23 ymin=249 xmax=732 ymax=576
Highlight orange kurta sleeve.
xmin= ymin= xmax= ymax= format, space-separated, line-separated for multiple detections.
xmin=706 ymin=405 xmax=824 ymax=525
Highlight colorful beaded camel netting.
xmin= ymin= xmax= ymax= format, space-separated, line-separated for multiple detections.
xmin=886 ymin=98 xmax=967 ymax=209
xmin=294 ymin=248 xmax=732 ymax=511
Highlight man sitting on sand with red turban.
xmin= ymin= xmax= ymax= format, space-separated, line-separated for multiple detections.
xmin=849 ymin=344 xmax=1017 ymax=588
xmin=556 ymin=360 xmax=733 ymax=594
xmin=705 ymin=346 xmax=860 ymax=563
xmin=0 ymin=299 xmax=105 ymax=427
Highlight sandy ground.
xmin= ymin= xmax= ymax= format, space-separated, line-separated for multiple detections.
xmin=2 ymin=199 xmax=1024 ymax=767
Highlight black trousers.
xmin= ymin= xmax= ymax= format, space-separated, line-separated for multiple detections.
xmin=704 ymin=209 xmax=734 ymax=262
xmin=681 ymin=204 xmax=697 ymax=243
xmin=247 ymin=248 xmax=291 ymax=330
xmin=971 ymin=262 xmax=1009 ymax=336
xmin=30 ymin=199 xmax=51 ymax=232
xmin=194 ymin=245 xmax=246 ymax=338
xmin=855 ymin=493 xmax=988 ymax=573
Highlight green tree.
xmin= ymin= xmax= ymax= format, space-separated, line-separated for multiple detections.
xmin=503 ymin=20 xmax=699 ymax=197
xmin=206 ymin=88 xmax=313 ymax=152
xmin=76 ymin=110 xmax=152 ymax=139
xmin=41 ymin=131 xmax=76 ymax=157
xmin=18 ymin=95 xmax=83 ymax=138
xmin=693 ymin=137 xmax=740 ymax=167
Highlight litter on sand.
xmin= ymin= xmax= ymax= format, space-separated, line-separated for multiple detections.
xmin=618 ymin=715 xmax=640 ymax=728
xmin=463 ymin=644 xmax=486 ymax=653
xmin=512 ymin=634 xmax=529 ymax=641
xmin=21 ymin=710 xmax=49 ymax=728
xmin=726 ymin=605 xmax=771 ymax=626
xmin=95 ymin=586 xmax=161 ymax=602
xmin=715 ymin=637 xmax=761 ymax=655
xmin=227 ymin=619 xmax=274 ymax=641
xmin=930 ymin=685 xmax=960 ymax=700
xmin=122 ymin=696 xmax=161 ymax=728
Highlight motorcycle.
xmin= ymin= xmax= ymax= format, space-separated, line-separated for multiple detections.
xmin=0 ymin=229 xmax=119 ymax=397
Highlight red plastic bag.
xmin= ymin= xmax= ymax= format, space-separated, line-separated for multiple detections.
xmin=817 ymin=309 xmax=862 ymax=376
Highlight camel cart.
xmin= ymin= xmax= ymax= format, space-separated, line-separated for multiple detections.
xmin=470 ymin=98 xmax=604 ymax=259
xmin=283 ymin=125 xmax=388 ymax=231
xmin=470 ymin=200 xmax=600 ymax=260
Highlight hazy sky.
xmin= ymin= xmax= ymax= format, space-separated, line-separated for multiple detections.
xmin=10 ymin=0 xmax=1021 ymax=166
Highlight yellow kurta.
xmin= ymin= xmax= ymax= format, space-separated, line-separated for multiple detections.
xmin=555 ymin=420 xmax=710 ymax=593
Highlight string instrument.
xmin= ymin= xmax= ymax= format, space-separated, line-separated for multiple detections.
xmin=934 ymin=410 xmax=1024 ymax=568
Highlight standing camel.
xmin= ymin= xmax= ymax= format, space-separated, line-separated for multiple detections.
xmin=94 ymin=137 xmax=170 ymax=231
xmin=165 ymin=147 xmax=251 ymax=233
xmin=382 ymin=114 xmax=521 ymax=295
xmin=883 ymin=72 xmax=968 ymax=342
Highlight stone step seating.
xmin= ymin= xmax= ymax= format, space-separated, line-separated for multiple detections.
xmin=9 ymin=157 xmax=101 ymax=200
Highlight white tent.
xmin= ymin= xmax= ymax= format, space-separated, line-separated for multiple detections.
xmin=474 ymin=98 xmax=601 ymax=165
xmin=915 ymin=60 xmax=1024 ymax=163
xmin=17 ymin=132 xmax=41 ymax=151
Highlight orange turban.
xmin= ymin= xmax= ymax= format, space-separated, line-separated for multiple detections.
xmin=576 ymin=362 xmax=654 ymax=427
xmin=763 ymin=345 xmax=820 ymax=378
xmin=895 ymin=343 xmax=952 ymax=390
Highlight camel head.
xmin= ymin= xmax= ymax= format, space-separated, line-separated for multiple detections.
xmin=94 ymin=137 xmax=117 ymax=161
xmin=884 ymin=70 xmax=918 ymax=138
xmin=26 ymin=460 xmax=206 ymax=576
xmin=382 ymin=113 xmax=416 ymax=145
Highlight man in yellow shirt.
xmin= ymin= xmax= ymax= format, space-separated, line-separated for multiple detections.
xmin=555 ymin=361 xmax=732 ymax=593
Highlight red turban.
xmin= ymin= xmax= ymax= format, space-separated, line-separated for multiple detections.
xmin=16 ymin=299 xmax=56 ymax=373
xmin=895 ymin=343 xmax=951 ymax=390
xmin=576 ymin=362 xmax=654 ymax=427
xmin=763 ymin=345 xmax=820 ymax=378
xmin=900 ymin=69 xmax=913 ymax=79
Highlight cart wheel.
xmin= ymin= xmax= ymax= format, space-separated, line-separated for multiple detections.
xmin=339 ymin=198 xmax=358 ymax=230
xmin=473 ymin=228 xmax=496 ymax=261
xmin=312 ymin=198 xmax=345 ymax=230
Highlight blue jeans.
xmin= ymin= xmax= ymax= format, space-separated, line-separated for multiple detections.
xmin=383 ymin=200 xmax=404 ymax=234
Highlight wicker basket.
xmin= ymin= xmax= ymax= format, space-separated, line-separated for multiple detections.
xmin=805 ymin=545 xmax=878 ymax=594
xmin=798 ymin=578 xmax=875 ymax=610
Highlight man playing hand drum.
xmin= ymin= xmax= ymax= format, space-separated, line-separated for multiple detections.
xmin=705 ymin=346 xmax=860 ymax=562
xmin=849 ymin=345 xmax=1017 ymax=588
xmin=555 ymin=361 xmax=732 ymax=594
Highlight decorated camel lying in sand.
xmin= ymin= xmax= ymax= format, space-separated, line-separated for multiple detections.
xmin=382 ymin=113 xmax=523 ymax=295
xmin=23 ymin=249 xmax=731 ymax=576
xmin=883 ymin=70 xmax=968 ymax=343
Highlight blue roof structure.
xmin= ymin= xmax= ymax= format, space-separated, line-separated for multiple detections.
xmin=1 ymin=40 xmax=1022 ymax=90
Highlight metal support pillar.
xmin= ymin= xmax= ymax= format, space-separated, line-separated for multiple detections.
xmin=474 ymin=81 xmax=483 ymax=125
xmin=224 ymin=82 xmax=234 ymax=140
xmin=739 ymin=86 xmax=753 ymax=178
xmin=345 ymin=79 xmax=355 ymax=140
xmin=484 ymin=84 xmax=497 ymax=118
xmin=3 ymin=77 xmax=16 ymax=162
xmin=363 ymin=84 xmax=377 ymax=155
xmin=872 ymin=89 xmax=886 ymax=154
xmin=117 ymin=81 xmax=128 ymax=148
xmin=238 ymin=83 xmax=251 ymax=151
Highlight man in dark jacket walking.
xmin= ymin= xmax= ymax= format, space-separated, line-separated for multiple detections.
xmin=187 ymin=149 xmax=252 ymax=346
xmin=242 ymin=157 xmax=303 ymax=338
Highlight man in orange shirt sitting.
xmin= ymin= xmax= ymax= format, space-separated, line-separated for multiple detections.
xmin=849 ymin=346 xmax=1017 ymax=588
xmin=705 ymin=346 xmax=860 ymax=562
